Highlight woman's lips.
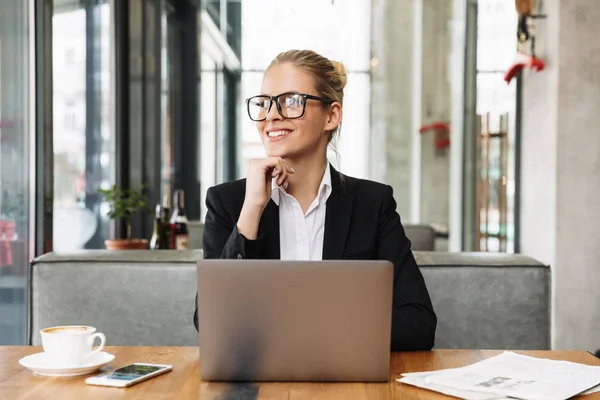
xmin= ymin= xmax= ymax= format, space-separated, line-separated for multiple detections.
xmin=265 ymin=129 xmax=293 ymax=142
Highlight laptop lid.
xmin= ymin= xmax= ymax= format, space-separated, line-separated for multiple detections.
xmin=196 ymin=260 xmax=393 ymax=382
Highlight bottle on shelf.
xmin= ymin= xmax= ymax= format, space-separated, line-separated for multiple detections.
xmin=150 ymin=204 xmax=168 ymax=249
xmin=170 ymin=189 xmax=189 ymax=250
xmin=162 ymin=194 xmax=171 ymax=220
xmin=161 ymin=194 xmax=173 ymax=248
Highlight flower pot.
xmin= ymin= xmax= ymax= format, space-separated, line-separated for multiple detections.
xmin=104 ymin=239 xmax=148 ymax=250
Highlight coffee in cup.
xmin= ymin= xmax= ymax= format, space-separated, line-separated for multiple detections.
xmin=40 ymin=325 xmax=106 ymax=366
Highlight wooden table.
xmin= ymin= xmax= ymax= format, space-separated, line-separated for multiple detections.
xmin=1 ymin=346 xmax=599 ymax=399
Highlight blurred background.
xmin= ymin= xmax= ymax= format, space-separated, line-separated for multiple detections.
xmin=1 ymin=0 xmax=599 ymax=352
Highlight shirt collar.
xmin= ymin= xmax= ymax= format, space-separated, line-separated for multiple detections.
xmin=271 ymin=163 xmax=332 ymax=206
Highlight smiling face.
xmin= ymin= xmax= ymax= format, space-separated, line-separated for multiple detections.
xmin=257 ymin=63 xmax=339 ymax=160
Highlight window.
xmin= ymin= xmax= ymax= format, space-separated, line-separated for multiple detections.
xmin=65 ymin=48 xmax=75 ymax=65
xmin=206 ymin=0 xmax=221 ymax=29
xmin=52 ymin=0 xmax=114 ymax=251
xmin=199 ymin=3 xmax=240 ymax=222
xmin=64 ymin=112 xmax=77 ymax=130
xmin=226 ymin=0 xmax=241 ymax=57
xmin=200 ymin=51 xmax=218 ymax=221
xmin=0 ymin=0 xmax=32 ymax=345
xmin=474 ymin=0 xmax=518 ymax=252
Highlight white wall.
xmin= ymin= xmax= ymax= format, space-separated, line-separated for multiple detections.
xmin=370 ymin=0 xmax=415 ymax=220
xmin=521 ymin=0 xmax=600 ymax=352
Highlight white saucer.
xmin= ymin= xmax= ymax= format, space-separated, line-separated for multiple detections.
xmin=19 ymin=351 xmax=115 ymax=377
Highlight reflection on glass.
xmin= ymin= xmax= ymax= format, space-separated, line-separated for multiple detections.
xmin=206 ymin=0 xmax=221 ymax=29
xmin=475 ymin=0 xmax=517 ymax=253
xmin=52 ymin=1 xmax=114 ymax=251
xmin=0 ymin=0 xmax=31 ymax=344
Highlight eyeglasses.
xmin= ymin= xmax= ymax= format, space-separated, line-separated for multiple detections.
xmin=245 ymin=92 xmax=333 ymax=122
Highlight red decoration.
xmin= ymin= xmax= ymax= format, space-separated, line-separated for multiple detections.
xmin=504 ymin=52 xmax=545 ymax=84
xmin=419 ymin=122 xmax=450 ymax=150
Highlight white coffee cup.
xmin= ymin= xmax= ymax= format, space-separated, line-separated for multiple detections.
xmin=40 ymin=325 xmax=106 ymax=366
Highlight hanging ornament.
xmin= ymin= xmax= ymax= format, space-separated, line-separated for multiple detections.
xmin=504 ymin=0 xmax=547 ymax=84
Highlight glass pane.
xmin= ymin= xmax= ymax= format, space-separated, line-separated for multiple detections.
xmin=226 ymin=0 xmax=241 ymax=57
xmin=477 ymin=0 xmax=518 ymax=72
xmin=240 ymin=71 xmax=267 ymax=174
xmin=476 ymin=73 xmax=516 ymax=115
xmin=475 ymin=0 xmax=518 ymax=253
xmin=52 ymin=0 xmax=114 ymax=251
xmin=0 ymin=0 xmax=31 ymax=344
xmin=334 ymin=72 xmax=370 ymax=179
xmin=200 ymin=50 xmax=218 ymax=222
xmin=241 ymin=0 xmax=371 ymax=71
xmin=206 ymin=0 xmax=221 ymax=30
xmin=476 ymin=73 xmax=516 ymax=253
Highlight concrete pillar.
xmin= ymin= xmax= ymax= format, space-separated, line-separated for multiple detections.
xmin=371 ymin=0 xmax=415 ymax=220
xmin=371 ymin=0 xmax=452 ymax=227
xmin=521 ymin=0 xmax=600 ymax=351
xmin=419 ymin=0 xmax=452 ymax=228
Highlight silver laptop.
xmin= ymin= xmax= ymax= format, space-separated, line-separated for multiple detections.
xmin=196 ymin=260 xmax=393 ymax=382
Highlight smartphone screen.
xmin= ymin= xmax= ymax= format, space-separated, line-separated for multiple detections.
xmin=103 ymin=364 xmax=165 ymax=381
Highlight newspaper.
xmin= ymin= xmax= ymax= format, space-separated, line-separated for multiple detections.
xmin=422 ymin=352 xmax=600 ymax=400
xmin=399 ymin=372 xmax=600 ymax=399
xmin=582 ymin=383 xmax=600 ymax=395
xmin=398 ymin=368 xmax=510 ymax=400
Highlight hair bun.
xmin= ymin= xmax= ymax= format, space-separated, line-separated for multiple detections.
xmin=331 ymin=61 xmax=348 ymax=90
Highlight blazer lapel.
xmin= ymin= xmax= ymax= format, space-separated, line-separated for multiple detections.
xmin=323 ymin=166 xmax=353 ymax=260
xmin=259 ymin=199 xmax=280 ymax=259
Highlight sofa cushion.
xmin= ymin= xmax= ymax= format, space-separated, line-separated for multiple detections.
xmin=30 ymin=250 xmax=550 ymax=349
xmin=30 ymin=250 xmax=203 ymax=346
xmin=404 ymin=225 xmax=436 ymax=251
xmin=416 ymin=252 xmax=550 ymax=349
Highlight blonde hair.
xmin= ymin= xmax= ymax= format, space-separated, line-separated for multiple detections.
xmin=268 ymin=50 xmax=347 ymax=142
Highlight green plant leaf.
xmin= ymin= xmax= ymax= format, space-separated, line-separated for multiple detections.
xmin=98 ymin=183 xmax=153 ymax=239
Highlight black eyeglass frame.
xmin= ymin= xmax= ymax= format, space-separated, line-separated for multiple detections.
xmin=245 ymin=92 xmax=334 ymax=122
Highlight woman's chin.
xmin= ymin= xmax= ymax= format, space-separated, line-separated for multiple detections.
xmin=264 ymin=144 xmax=292 ymax=158
xmin=266 ymin=150 xmax=289 ymax=159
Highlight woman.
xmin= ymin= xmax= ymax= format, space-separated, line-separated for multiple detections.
xmin=195 ymin=49 xmax=436 ymax=351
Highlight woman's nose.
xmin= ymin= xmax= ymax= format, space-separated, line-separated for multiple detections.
xmin=266 ymin=100 xmax=282 ymax=121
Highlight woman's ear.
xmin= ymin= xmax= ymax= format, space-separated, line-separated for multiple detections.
xmin=324 ymin=102 xmax=342 ymax=133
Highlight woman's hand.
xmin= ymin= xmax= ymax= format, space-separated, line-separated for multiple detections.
xmin=237 ymin=157 xmax=294 ymax=240
xmin=244 ymin=157 xmax=294 ymax=210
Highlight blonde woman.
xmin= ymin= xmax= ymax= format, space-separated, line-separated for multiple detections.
xmin=195 ymin=50 xmax=436 ymax=351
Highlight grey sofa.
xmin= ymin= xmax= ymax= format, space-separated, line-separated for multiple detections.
xmin=188 ymin=221 xmax=204 ymax=250
xmin=189 ymin=221 xmax=436 ymax=251
xmin=416 ymin=252 xmax=550 ymax=349
xmin=29 ymin=250 xmax=550 ymax=349
xmin=404 ymin=225 xmax=436 ymax=251
xmin=29 ymin=251 xmax=202 ymax=347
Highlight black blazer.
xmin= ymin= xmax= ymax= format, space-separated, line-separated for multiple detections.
xmin=194 ymin=166 xmax=437 ymax=351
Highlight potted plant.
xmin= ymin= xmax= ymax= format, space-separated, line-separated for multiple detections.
xmin=99 ymin=184 xmax=152 ymax=250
